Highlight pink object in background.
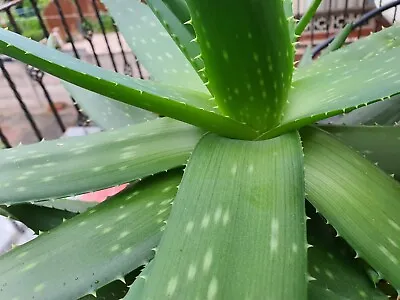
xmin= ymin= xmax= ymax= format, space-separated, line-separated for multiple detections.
xmin=79 ymin=184 xmax=129 ymax=202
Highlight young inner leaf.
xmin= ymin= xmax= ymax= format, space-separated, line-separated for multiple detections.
xmin=186 ymin=0 xmax=294 ymax=131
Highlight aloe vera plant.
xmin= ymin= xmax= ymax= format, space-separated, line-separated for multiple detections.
xmin=0 ymin=0 xmax=400 ymax=299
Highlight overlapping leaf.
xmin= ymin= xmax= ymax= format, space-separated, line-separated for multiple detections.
xmin=0 ymin=171 xmax=181 ymax=300
xmin=0 ymin=28 xmax=258 ymax=139
xmin=102 ymin=0 xmax=206 ymax=92
xmin=0 ymin=118 xmax=202 ymax=204
xmin=140 ymin=132 xmax=307 ymax=299
xmin=318 ymin=125 xmax=400 ymax=179
xmin=307 ymin=203 xmax=387 ymax=299
xmin=258 ymin=26 xmax=400 ymax=140
xmin=302 ymin=126 xmax=400 ymax=289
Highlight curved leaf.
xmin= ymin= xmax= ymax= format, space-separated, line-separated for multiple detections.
xmin=307 ymin=202 xmax=387 ymax=299
xmin=257 ymin=26 xmax=400 ymax=140
xmin=0 ymin=28 xmax=258 ymax=140
xmin=302 ymin=126 xmax=400 ymax=290
xmin=0 ymin=171 xmax=181 ymax=300
xmin=0 ymin=118 xmax=202 ymax=204
xmin=140 ymin=132 xmax=307 ymax=299
xmin=317 ymin=125 xmax=400 ymax=179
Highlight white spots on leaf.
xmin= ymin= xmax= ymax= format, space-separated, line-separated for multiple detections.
xmin=231 ymin=164 xmax=237 ymax=175
xmin=166 ymin=276 xmax=178 ymax=296
xmin=92 ymin=166 xmax=104 ymax=172
xmin=201 ymin=214 xmax=211 ymax=229
xmin=379 ymin=245 xmax=398 ymax=264
xmin=42 ymin=176 xmax=54 ymax=182
xmin=110 ymin=244 xmax=120 ymax=252
xmin=388 ymin=219 xmax=400 ymax=231
xmin=270 ymin=218 xmax=279 ymax=253
xmin=102 ymin=227 xmax=112 ymax=234
xmin=34 ymin=283 xmax=45 ymax=293
xmin=187 ymin=263 xmax=197 ymax=281
xmin=214 ymin=206 xmax=222 ymax=223
xmin=17 ymin=251 xmax=28 ymax=258
xmin=292 ymin=243 xmax=298 ymax=253
xmin=222 ymin=50 xmax=229 ymax=61
xmin=162 ymin=186 xmax=172 ymax=193
xmin=203 ymin=248 xmax=213 ymax=272
xmin=119 ymin=231 xmax=129 ymax=239
xmin=207 ymin=277 xmax=218 ymax=300
xmin=123 ymin=247 xmax=132 ymax=255
xmin=117 ymin=213 xmax=128 ymax=221
xmin=185 ymin=221 xmax=194 ymax=233
xmin=325 ymin=269 xmax=334 ymax=279
xmin=17 ymin=187 xmax=26 ymax=192
xmin=222 ymin=209 xmax=230 ymax=226
xmin=22 ymin=262 xmax=38 ymax=272
xmin=248 ymin=164 xmax=254 ymax=174
xmin=146 ymin=201 xmax=154 ymax=208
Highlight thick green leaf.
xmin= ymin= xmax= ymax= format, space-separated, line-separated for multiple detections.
xmin=47 ymin=34 xmax=156 ymax=129
xmin=317 ymin=125 xmax=400 ymax=179
xmin=62 ymin=81 xmax=157 ymax=130
xmin=298 ymin=45 xmax=314 ymax=68
xmin=0 ymin=204 xmax=77 ymax=234
xmin=162 ymin=0 xmax=192 ymax=30
xmin=302 ymin=126 xmax=400 ymax=289
xmin=139 ymin=132 xmax=307 ymax=299
xmin=0 ymin=118 xmax=202 ymax=204
xmin=283 ymin=0 xmax=296 ymax=41
xmin=307 ymin=202 xmax=387 ymax=299
xmin=338 ymin=94 xmax=400 ymax=126
xmin=295 ymin=0 xmax=323 ymax=37
xmin=146 ymin=0 xmax=206 ymax=83
xmin=102 ymin=0 xmax=206 ymax=93
xmin=257 ymin=26 xmax=400 ymax=140
xmin=0 ymin=28 xmax=258 ymax=140
xmin=0 ymin=171 xmax=181 ymax=300
xmin=186 ymin=0 xmax=294 ymax=131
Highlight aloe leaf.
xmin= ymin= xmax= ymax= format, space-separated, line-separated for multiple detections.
xmin=320 ymin=23 xmax=353 ymax=56
xmin=0 ymin=204 xmax=77 ymax=234
xmin=298 ymin=46 xmax=314 ymax=68
xmin=0 ymin=171 xmax=181 ymax=300
xmin=162 ymin=0 xmax=192 ymax=32
xmin=280 ymin=26 xmax=400 ymax=131
xmin=146 ymin=0 xmax=206 ymax=83
xmin=317 ymin=125 xmax=400 ymax=179
xmin=124 ymin=262 xmax=154 ymax=300
xmin=63 ymin=82 xmax=157 ymax=129
xmin=283 ymin=0 xmax=296 ymax=41
xmin=79 ymin=267 xmax=143 ymax=300
xmin=33 ymin=198 xmax=97 ymax=213
xmin=295 ymin=0 xmax=323 ymax=37
xmin=185 ymin=0 xmax=294 ymax=131
xmin=301 ymin=126 xmax=400 ymax=289
xmin=139 ymin=132 xmax=307 ymax=299
xmin=0 ymin=29 xmax=257 ymax=140
xmin=307 ymin=203 xmax=387 ymax=299
xmin=338 ymin=94 xmax=400 ymax=126
xmin=102 ymin=0 xmax=206 ymax=93
xmin=0 ymin=118 xmax=202 ymax=204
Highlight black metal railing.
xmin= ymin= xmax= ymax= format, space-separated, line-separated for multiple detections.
xmin=0 ymin=0 xmax=399 ymax=148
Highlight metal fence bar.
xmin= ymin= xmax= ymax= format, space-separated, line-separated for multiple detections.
xmin=357 ymin=0 xmax=369 ymax=38
xmin=112 ymin=21 xmax=133 ymax=76
xmin=39 ymin=81 xmax=66 ymax=132
xmin=27 ymin=0 xmax=49 ymax=37
xmin=53 ymin=0 xmax=80 ymax=59
xmin=5 ymin=8 xmax=21 ymax=33
xmin=92 ymin=0 xmax=118 ymax=72
xmin=73 ymin=0 xmax=102 ymax=67
xmin=326 ymin=0 xmax=333 ymax=38
xmin=0 ymin=59 xmax=43 ymax=141
xmin=0 ymin=127 xmax=12 ymax=148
